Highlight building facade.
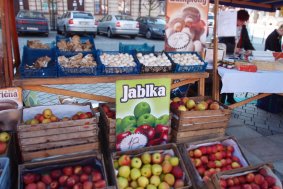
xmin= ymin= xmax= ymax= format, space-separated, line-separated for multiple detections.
xmin=14 ymin=0 xmax=165 ymax=30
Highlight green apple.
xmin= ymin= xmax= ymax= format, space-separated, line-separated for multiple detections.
xmin=150 ymin=175 xmax=161 ymax=187
xmin=120 ymin=116 xmax=137 ymax=132
xmin=134 ymin=102 xmax=151 ymax=119
xmin=131 ymin=157 xmax=142 ymax=169
xmin=118 ymin=177 xmax=129 ymax=189
xmin=130 ymin=181 xmax=138 ymax=188
xmin=137 ymin=113 xmax=156 ymax=127
xmin=151 ymin=164 xmax=162 ymax=176
xmin=118 ymin=166 xmax=131 ymax=178
xmin=141 ymin=152 xmax=151 ymax=164
xmin=114 ymin=160 xmax=119 ymax=169
xmin=141 ymin=165 xmax=152 ymax=178
xmin=169 ymin=157 xmax=179 ymax=166
xmin=137 ymin=176 xmax=149 ymax=188
xmin=164 ymin=173 xmax=175 ymax=186
xmin=155 ymin=115 xmax=169 ymax=126
xmin=130 ymin=168 xmax=141 ymax=181
xmin=158 ymin=182 xmax=170 ymax=189
xmin=147 ymin=184 xmax=157 ymax=189
xmin=125 ymin=187 xmax=133 ymax=189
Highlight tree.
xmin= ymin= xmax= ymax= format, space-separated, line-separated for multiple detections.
xmin=143 ymin=0 xmax=160 ymax=16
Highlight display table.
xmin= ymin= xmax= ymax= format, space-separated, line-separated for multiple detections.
xmin=218 ymin=67 xmax=283 ymax=109
xmin=12 ymin=72 xmax=209 ymax=102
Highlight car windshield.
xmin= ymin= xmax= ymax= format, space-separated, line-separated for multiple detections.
xmin=18 ymin=11 xmax=45 ymax=19
xmin=73 ymin=12 xmax=93 ymax=19
xmin=115 ymin=15 xmax=134 ymax=21
xmin=147 ymin=18 xmax=165 ymax=24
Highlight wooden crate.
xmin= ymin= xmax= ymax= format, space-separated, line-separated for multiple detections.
xmin=18 ymin=104 xmax=100 ymax=162
xmin=178 ymin=136 xmax=250 ymax=189
xmin=211 ymin=163 xmax=283 ymax=189
xmin=18 ymin=153 xmax=110 ymax=189
xmin=170 ymin=96 xmax=231 ymax=142
xmin=109 ymin=143 xmax=192 ymax=189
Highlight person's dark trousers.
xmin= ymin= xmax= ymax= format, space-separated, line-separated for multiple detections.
xmin=221 ymin=93 xmax=236 ymax=104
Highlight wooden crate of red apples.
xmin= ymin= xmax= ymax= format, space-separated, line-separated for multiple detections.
xmin=178 ymin=136 xmax=250 ymax=189
xmin=99 ymin=103 xmax=116 ymax=150
xmin=212 ymin=164 xmax=282 ymax=189
xmin=18 ymin=104 xmax=100 ymax=162
xmin=111 ymin=144 xmax=192 ymax=189
xmin=19 ymin=154 xmax=108 ymax=189
xmin=170 ymin=96 xmax=231 ymax=143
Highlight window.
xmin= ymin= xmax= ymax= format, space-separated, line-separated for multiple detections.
xmin=73 ymin=12 xmax=94 ymax=19
xmin=115 ymin=15 xmax=133 ymax=21
xmin=94 ymin=0 xmax=108 ymax=15
xmin=106 ymin=15 xmax=112 ymax=21
xmin=118 ymin=0 xmax=131 ymax=15
xmin=159 ymin=1 xmax=165 ymax=16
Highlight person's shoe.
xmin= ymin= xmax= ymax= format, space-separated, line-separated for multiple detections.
xmin=227 ymin=98 xmax=237 ymax=104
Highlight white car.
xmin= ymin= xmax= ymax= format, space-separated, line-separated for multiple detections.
xmin=57 ymin=11 xmax=97 ymax=37
xmin=208 ymin=12 xmax=214 ymax=27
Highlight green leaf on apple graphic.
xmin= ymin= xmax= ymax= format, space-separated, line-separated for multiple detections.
xmin=137 ymin=113 xmax=156 ymax=127
xmin=119 ymin=115 xmax=137 ymax=132
xmin=116 ymin=118 xmax=122 ymax=128
xmin=134 ymin=102 xmax=151 ymax=119
xmin=155 ymin=114 xmax=169 ymax=126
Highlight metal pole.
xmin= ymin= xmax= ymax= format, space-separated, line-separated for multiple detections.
xmin=212 ymin=0 xmax=219 ymax=101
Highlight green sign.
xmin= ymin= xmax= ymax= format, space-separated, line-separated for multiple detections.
xmin=116 ymin=78 xmax=171 ymax=151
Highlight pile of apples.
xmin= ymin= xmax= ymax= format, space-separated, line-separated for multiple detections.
xmin=170 ymin=97 xmax=220 ymax=111
xmin=114 ymin=152 xmax=186 ymax=189
xmin=23 ymin=165 xmax=106 ymax=189
xmin=188 ymin=143 xmax=244 ymax=181
xmin=101 ymin=104 xmax=115 ymax=119
xmin=219 ymin=168 xmax=281 ymax=189
xmin=25 ymin=109 xmax=93 ymax=125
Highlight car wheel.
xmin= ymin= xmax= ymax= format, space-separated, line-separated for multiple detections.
xmin=107 ymin=29 xmax=112 ymax=38
xmin=130 ymin=35 xmax=136 ymax=39
xmin=146 ymin=31 xmax=152 ymax=39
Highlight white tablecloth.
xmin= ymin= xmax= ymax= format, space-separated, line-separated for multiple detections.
xmin=218 ymin=67 xmax=283 ymax=93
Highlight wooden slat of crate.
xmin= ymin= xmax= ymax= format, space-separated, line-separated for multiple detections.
xmin=18 ymin=118 xmax=97 ymax=131
xmin=172 ymin=133 xmax=225 ymax=144
xmin=172 ymin=127 xmax=226 ymax=138
xmin=173 ymin=120 xmax=228 ymax=132
xmin=18 ymin=124 xmax=98 ymax=138
xmin=19 ymin=129 xmax=97 ymax=146
xmin=22 ymin=143 xmax=100 ymax=161
xmin=21 ymin=137 xmax=98 ymax=152
xmin=109 ymin=128 xmax=116 ymax=135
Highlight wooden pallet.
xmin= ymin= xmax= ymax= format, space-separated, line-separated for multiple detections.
xmin=18 ymin=104 xmax=100 ymax=162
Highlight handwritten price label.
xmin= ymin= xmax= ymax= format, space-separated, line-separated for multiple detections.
xmin=120 ymin=133 xmax=147 ymax=151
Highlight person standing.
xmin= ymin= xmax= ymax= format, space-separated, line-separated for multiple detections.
xmin=265 ymin=24 xmax=283 ymax=52
xmin=219 ymin=9 xmax=255 ymax=104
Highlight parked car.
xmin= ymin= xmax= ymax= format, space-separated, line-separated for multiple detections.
xmin=16 ymin=10 xmax=49 ymax=36
xmin=208 ymin=12 xmax=214 ymax=27
xmin=57 ymin=11 xmax=97 ymax=37
xmin=97 ymin=15 xmax=139 ymax=39
xmin=136 ymin=16 xmax=165 ymax=39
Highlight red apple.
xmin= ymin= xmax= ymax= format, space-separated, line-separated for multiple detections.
xmin=265 ymin=176 xmax=276 ymax=187
xmin=226 ymin=151 xmax=232 ymax=158
xmin=94 ymin=180 xmax=107 ymax=188
xmin=63 ymin=166 xmax=73 ymax=176
xmin=199 ymin=146 xmax=207 ymax=155
xmin=226 ymin=158 xmax=232 ymax=165
xmin=215 ymin=160 xmax=222 ymax=168
xmin=50 ymin=169 xmax=62 ymax=179
xmin=221 ymin=151 xmax=227 ymax=158
xmin=206 ymin=146 xmax=212 ymax=154
xmin=211 ymin=145 xmax=217 ymax=153
xmin=66 ymin=177 xmax=76 ymax=187
xmin=193 ymin=149 xmax=202 ymax=158
xmin=232 ymin=156 xmax=240 ymax=163
xmin=207 ymin=161 xmax=216 ymax=168
xmin=227 ymin=178 xmax=234 ymax=187
xmin=220 ymin=159 xmax=226 ymax=166
xmin=73 ymin=183 xmax=83 ymax=189
xmin=209 ymin=154 xmax=216 ymax=161
xmin=79 ymin=113 xmax=88 ymax=119
xmin=259 ymin=168 xmax=268 ymax=176
xmin=23 ymin=173 xmax=36 ymax=185
xmin=254 ymin=174 xmax=264 ymax=185
xmin=250 ymin=183 xmax=260 ymax=189
xmin=83 ymin=165 xmax=93 ymax=174
xmin=215 ymin=152 xmax=223 ymax=160
xmin=41 ymin=174 xmax=52 ymax=185
xmin=197 ymin=166 xmax=206 ymax=176
xmin=92 ymin=170 xmax=102 ymax=182
xmin=208 ymin=168 xmax=216 ymax=175
xmin=86 ymin=112 xmax=93 ymax=118
xmin=72 ymin=114 xmax=80 ymax=120
xmin=189 ymin=150 xmax=194 ymax=157
xmin=226 ymin=146 xmax=234 ymax=153
xmin=216 ymin=144 xmax=224 ymax=151
xmin=83 ymin=181 xmax=93 ymax=189
xmin=238 ymin=176 xmax=246 ymax=184
xmin=242 ymin=184 xmax=252 ymax=189
xmin=25 ymin=183 xmax=37 ymax=189
xmin=246 ymin=173 xmax=255 ymax=183
xmin=233 ymin=177 xmax=240 ymax=185
xmin=261 ymin=180 xmax=268 ymax=189
xmin=200 ymin=156 xmax=208 ymax=164
xmin=273 ymin=186 xmax=281 ymax=189
xmin=50 ymin=181 xmax=59 ymax=189
xmin=194 ymin=158 xmax=202 ymax=167
xmin=80 ymin=173 xmax=89 ymax=183
xmin=59 ymin=175 xmax=68 ymax=186
xmin=37 ymin=181 xmax=46 ymax=189
xmin=74 ymin=166 xmax=83 ymax=175
xmin=219 ymin=179 xmax=227 ymax=188
xmin=171 ymin=166 xmax=183 ymax=179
